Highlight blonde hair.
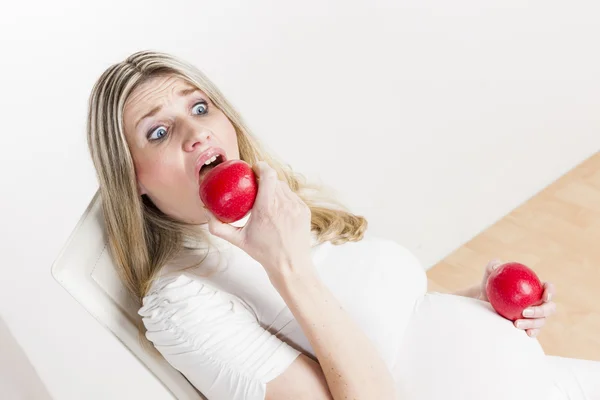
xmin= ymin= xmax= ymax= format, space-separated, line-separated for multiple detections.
xmin=87 ymin=50 xmax=368 ymax=308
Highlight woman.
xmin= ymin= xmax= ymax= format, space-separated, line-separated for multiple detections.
xmin=87 ymin=50 xmax=599 ymax=400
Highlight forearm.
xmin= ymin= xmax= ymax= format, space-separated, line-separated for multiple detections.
xmin=273 ymin=267 xmax=398 ymax=400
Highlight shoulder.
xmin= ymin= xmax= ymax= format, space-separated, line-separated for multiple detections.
xmin=139 ymin=273 xmax=255 ymax=328
xmin=138 ymin=273 xmax=301 ymax=400
xmin=138 ymin=273 xmax=260 ymax=357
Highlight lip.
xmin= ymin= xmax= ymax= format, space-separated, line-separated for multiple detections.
xmin=195 ymin=147 xmax=227 ymax=184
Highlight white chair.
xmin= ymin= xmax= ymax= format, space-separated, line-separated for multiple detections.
xmin=51 ymin=191 xmax=207 ymax=400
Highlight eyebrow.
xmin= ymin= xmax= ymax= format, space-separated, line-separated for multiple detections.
xmin=135 ymin=87 xmax=201 ymax=130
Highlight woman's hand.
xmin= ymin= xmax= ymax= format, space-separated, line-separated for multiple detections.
xmin=480 ymin=259 xmax=557 ymax=338
xmin=203 ymin=161 xmax=314 ymax=284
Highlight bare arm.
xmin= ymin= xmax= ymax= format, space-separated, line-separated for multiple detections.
xmin=205 ymin=163 xmax=398 ymax=399
xmin=267 ymin=266 xmax=398 ymax=400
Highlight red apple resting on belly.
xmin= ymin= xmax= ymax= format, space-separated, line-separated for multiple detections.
xmin=199 ymin=159 xmax=258 ymax=224
xmin=485 ymin=262 xmax=544 ymax=321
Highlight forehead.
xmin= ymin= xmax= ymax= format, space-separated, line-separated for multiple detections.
xmin=125 ymin=74 xmax=198 ymax=111
xmin=123 ymin=75 xmax=205 ymax=138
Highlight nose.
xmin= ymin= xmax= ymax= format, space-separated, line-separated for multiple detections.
xmin=182 ymin=124 xmax=212 ymax=152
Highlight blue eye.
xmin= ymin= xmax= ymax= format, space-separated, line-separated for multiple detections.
xmin=146 ymin=101 xmax=208 ymax=142
xmin=148 ymin=126 xmax=167 ymax=141
xmin=192 ymin=101 xmax=208 ymax=115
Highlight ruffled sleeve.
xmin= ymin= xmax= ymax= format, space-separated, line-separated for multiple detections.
xmin=138 ymin=274 xmax=301 ymax=400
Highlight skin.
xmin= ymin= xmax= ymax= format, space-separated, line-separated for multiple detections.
xmin=123 ymin=74 xmax=240 ymax=226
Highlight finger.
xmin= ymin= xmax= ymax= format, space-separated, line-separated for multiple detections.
xmin=275 ymin=178 xmax=286 ymax=197
xmin=276 ymin=175 xmax=298 ymax=201
xmin=254 ymin=162 xmax=278 ymax=206
xmin=514 ymin=318 xmax=546 ymax=330
xmin=522 ymin=301 xmax=557 ymax=318
xmin=279 ymin=179 xmax=299 ymax=202
xmin=203 ymin=207 xmax=242 ymax=245
xmin=527 ymin=329 xmax=540 ymax=338
xmin=481 ymin=260 xmax=503 ymax=294
xmin=543 ymin=282 xmax=555 ymax=303
xmin=279 ymin=178 xmax=292 ymax=194
xmin=483 ymin=259 xmax=503 ymax=281
xmin=487 ymin=259 xmax=503 ymax=273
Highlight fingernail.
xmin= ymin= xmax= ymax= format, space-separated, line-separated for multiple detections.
xmin=523 ymin=309 xmax=534 ymax=317
xmin=516 ymin=321 xmax=526 ymax=329
xmin=546 ymin=293 xmax=552 ymax=302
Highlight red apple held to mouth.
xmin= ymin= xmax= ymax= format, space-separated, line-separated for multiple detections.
xmin=199 ymin=160 xmax=258 ymax=224
xmin=486 ymin=262 xmax=544 ymax=321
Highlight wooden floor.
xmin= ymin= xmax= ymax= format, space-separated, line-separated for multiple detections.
xmin=427 ymin=151 xmax=600 ymax=361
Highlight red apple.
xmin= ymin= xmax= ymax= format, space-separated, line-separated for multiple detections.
xmin=486 ymin=262 xmax=544 ymax=321
xmin=199 ymin=160 xmax=258 ymax=223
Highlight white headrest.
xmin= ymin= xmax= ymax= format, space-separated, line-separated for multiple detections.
xmin=51 ymin=190 xmax=206 ymax=400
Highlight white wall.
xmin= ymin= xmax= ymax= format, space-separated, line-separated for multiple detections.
xmin=1 ymin=0 xmax=599 ymax=398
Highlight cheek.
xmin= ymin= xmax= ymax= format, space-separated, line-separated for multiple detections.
xmin=135 ymin=155 xmax=179 ymax=189
xmin=216 ymin=115 xmax=240 ymax=156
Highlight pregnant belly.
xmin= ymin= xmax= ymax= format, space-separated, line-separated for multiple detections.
xmin=392 ymin=293 xmax=564 ymax=400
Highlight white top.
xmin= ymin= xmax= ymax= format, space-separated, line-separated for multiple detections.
xmin=138 ymin=227 xmax=427 ymax=400
xmin=139 ymin=225 xmax=568 ymax=400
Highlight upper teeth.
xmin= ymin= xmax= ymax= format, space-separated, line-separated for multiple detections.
xmin=204 ymin=155 xmax=219 ymax=166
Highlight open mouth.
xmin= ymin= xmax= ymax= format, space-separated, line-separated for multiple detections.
xmin=198 ymin=154 xmax=226 ymax=182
